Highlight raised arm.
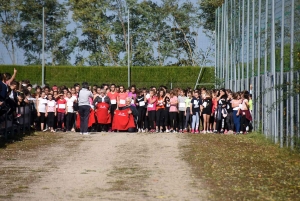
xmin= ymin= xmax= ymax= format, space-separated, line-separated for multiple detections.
xmin=7 ymin=68 xmax=17 ymax=84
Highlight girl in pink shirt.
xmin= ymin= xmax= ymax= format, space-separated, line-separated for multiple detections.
xmin=169 ymin=91 xmax=178 ymax=133
xmin=128 ymin=85 xmax=137 ymax=107
xmin=145 ymin=90 xmax=157 ymax=132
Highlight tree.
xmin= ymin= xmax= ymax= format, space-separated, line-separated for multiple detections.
xmin=69 ymin=0 xmax=121 ymax=66
xmin=69 ymin=0 xmax=204 ymax=66
xmin=0 ymin=0 xmax=21 ymax=64
xmin=16 ymin=0 xmax=75 ymax=65
xmin=198 ymin=0 xmax=224 ymax=31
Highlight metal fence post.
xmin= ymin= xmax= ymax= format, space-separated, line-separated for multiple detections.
xmin=257 ymin=0 xmax=262 ymax=132
xmin=290 ymin=0 xmax=295 ymax=149
xmin=280 ymin=0 xmax=285 ymax=148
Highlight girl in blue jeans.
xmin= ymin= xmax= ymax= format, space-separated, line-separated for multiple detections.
xmin=190 ymin=91 xmax=202 ymax=134
xmin=231 ymin=92 xmax=242 ymax=134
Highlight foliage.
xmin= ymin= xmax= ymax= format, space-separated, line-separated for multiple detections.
xmin=0 ymin=0 xmax=21 ymax=64
xmin=0 ymin=65 xmax=215 ymax=89
xmin=182 ymin=132 xmax=300 ymax=200
xmin=68 ymin=0 xmax=206 ymax=66
xmin=15 ymin=0 xmax=76 ymax=65
xmin=198 ymin=0 xmax=224 ymax=31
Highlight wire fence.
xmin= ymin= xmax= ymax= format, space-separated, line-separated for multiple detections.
xmin=215 ymin=0 xmax=300 ymax=149
xmin=0 ymin=105 xmax=33 ymax=140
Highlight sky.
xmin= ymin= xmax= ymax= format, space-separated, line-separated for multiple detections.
xmin=0 ymin=0 xmax=213 ymax=66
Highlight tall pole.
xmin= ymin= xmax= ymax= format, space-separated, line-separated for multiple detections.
xmin=42 ymin=7 xmax=45 ymax=86
xmin=271 ymin=0 xmax=277 ymax=143
xmin=127 ymin=7 xmax=130 ymax=87
xmin=280 ymin=0 xmax=285 ymax=147
xmin=290 ymin=0 xmax=294 ymax=149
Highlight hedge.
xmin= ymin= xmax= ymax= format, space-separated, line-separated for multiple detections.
xmin=0 ymin=65 xmax=215 ymax=89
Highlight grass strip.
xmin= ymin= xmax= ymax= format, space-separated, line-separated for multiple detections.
xmin=182 ymin=132 xmax=300 ymax=201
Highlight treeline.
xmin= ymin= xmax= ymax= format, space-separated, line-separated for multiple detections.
xmin=0 ymin=0 xmax=222 ymax=67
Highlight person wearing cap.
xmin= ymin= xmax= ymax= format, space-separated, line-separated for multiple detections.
xmin=78 ymin=82 xmax=93 ymax=135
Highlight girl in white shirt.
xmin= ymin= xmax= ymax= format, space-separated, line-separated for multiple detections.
xmin=36 ymin=91 xmax=47 ymax=131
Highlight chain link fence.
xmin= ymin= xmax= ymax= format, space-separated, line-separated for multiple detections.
xmin=215 ymin=0 xmax=300 ymax=149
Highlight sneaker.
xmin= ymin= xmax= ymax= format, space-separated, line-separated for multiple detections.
xmin=240 ymin=131 xmax=243 ymax=134
xmin=159 ymin=129 xmax=163 ymax=133
xmin=108 ymin=128 xmax=112 ymax=132
xmin=156 ymin=129 xmax=159 ymax=133
xmin=195 ymin=130 xmax=199 ymax=134
xmin=179 ymin=129 xmax=182 ymax=133
xmin=166 ymin=129 xmax=170 ymax=133
xmin=79 ymin=132 xmax=83 ymax=135
xmin=201 ymin=130 xmax=206 ymax=134
xmin=190 ymin=129 xmax=194 ymax=133
xmin=71 ymin=128 xmax=75 ymax=132
xmin=138 ymin=128 xmax=141 ymax=133
xmin=246 ymin=126 xmax=249 ymax=132
xmin=83 ymin=132 xmax=90 ymax=135
xmin=43 ymin=129 xmax=48 ymax=132
xmin=213 ymin=130 xmax=218 ymax=133
xmin=220 ymin=129 xmax=224 ymax=134
xmin=142 ymin=129 xmax=146 ymax=133
xmin=183 ymin=129 xmax=187 ymax=133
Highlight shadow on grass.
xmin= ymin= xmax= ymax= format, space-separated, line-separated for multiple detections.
xmin=0 ymin=128 xmax=35 ymax=149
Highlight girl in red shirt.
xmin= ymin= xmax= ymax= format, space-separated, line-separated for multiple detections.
xmin=117 ymin=85 xmax=128 ymax=109
xmin=56 ymin=94 xmax=67 ymax=131
xmin=107 ymin=84 xmax=119 ymax=131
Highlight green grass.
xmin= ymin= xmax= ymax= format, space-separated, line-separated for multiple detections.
xmin=182 ymin=132 xmax=300 ymax=201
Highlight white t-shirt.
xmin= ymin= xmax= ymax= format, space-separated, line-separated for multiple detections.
xmin=65 ymin=97 xmax=75 ymax=113
xmin=38 ymin=97 xmax=47 ymax=113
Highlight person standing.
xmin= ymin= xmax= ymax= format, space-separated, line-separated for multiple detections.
xmin=107 ymin=84 xmax=118 ymax=132
xmin=78 ymin=82 xmax=93 ymax=135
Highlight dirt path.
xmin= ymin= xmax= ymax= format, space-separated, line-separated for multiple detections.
xmin=1 ymin=133 xmax=207 ymax=201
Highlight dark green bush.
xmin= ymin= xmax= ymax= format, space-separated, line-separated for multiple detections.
xmin=0 ymin=65 xmax=215 ymax=89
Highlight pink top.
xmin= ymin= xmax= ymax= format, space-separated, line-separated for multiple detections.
xmin=147 ymin=96 xmax=157 ymax=111
xmin=118 ymin=92 xmax=128 ymax=107
xmin=47 ymin=100 xmax=56 ymax=112
xmin=169 ymin=96 xmax=178 ymax=112
xmin=89 ymin=97 xmax=93 ymax=105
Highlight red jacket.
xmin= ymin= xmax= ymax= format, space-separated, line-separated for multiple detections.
xmin=95 ymin=102 xmax=111 ymax=124
xmin=112 ymin=108 xmax=135 ymax=131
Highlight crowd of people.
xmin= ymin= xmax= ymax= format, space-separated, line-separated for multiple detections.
xmin=0 ymin=69 xmax=253 ymax=135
